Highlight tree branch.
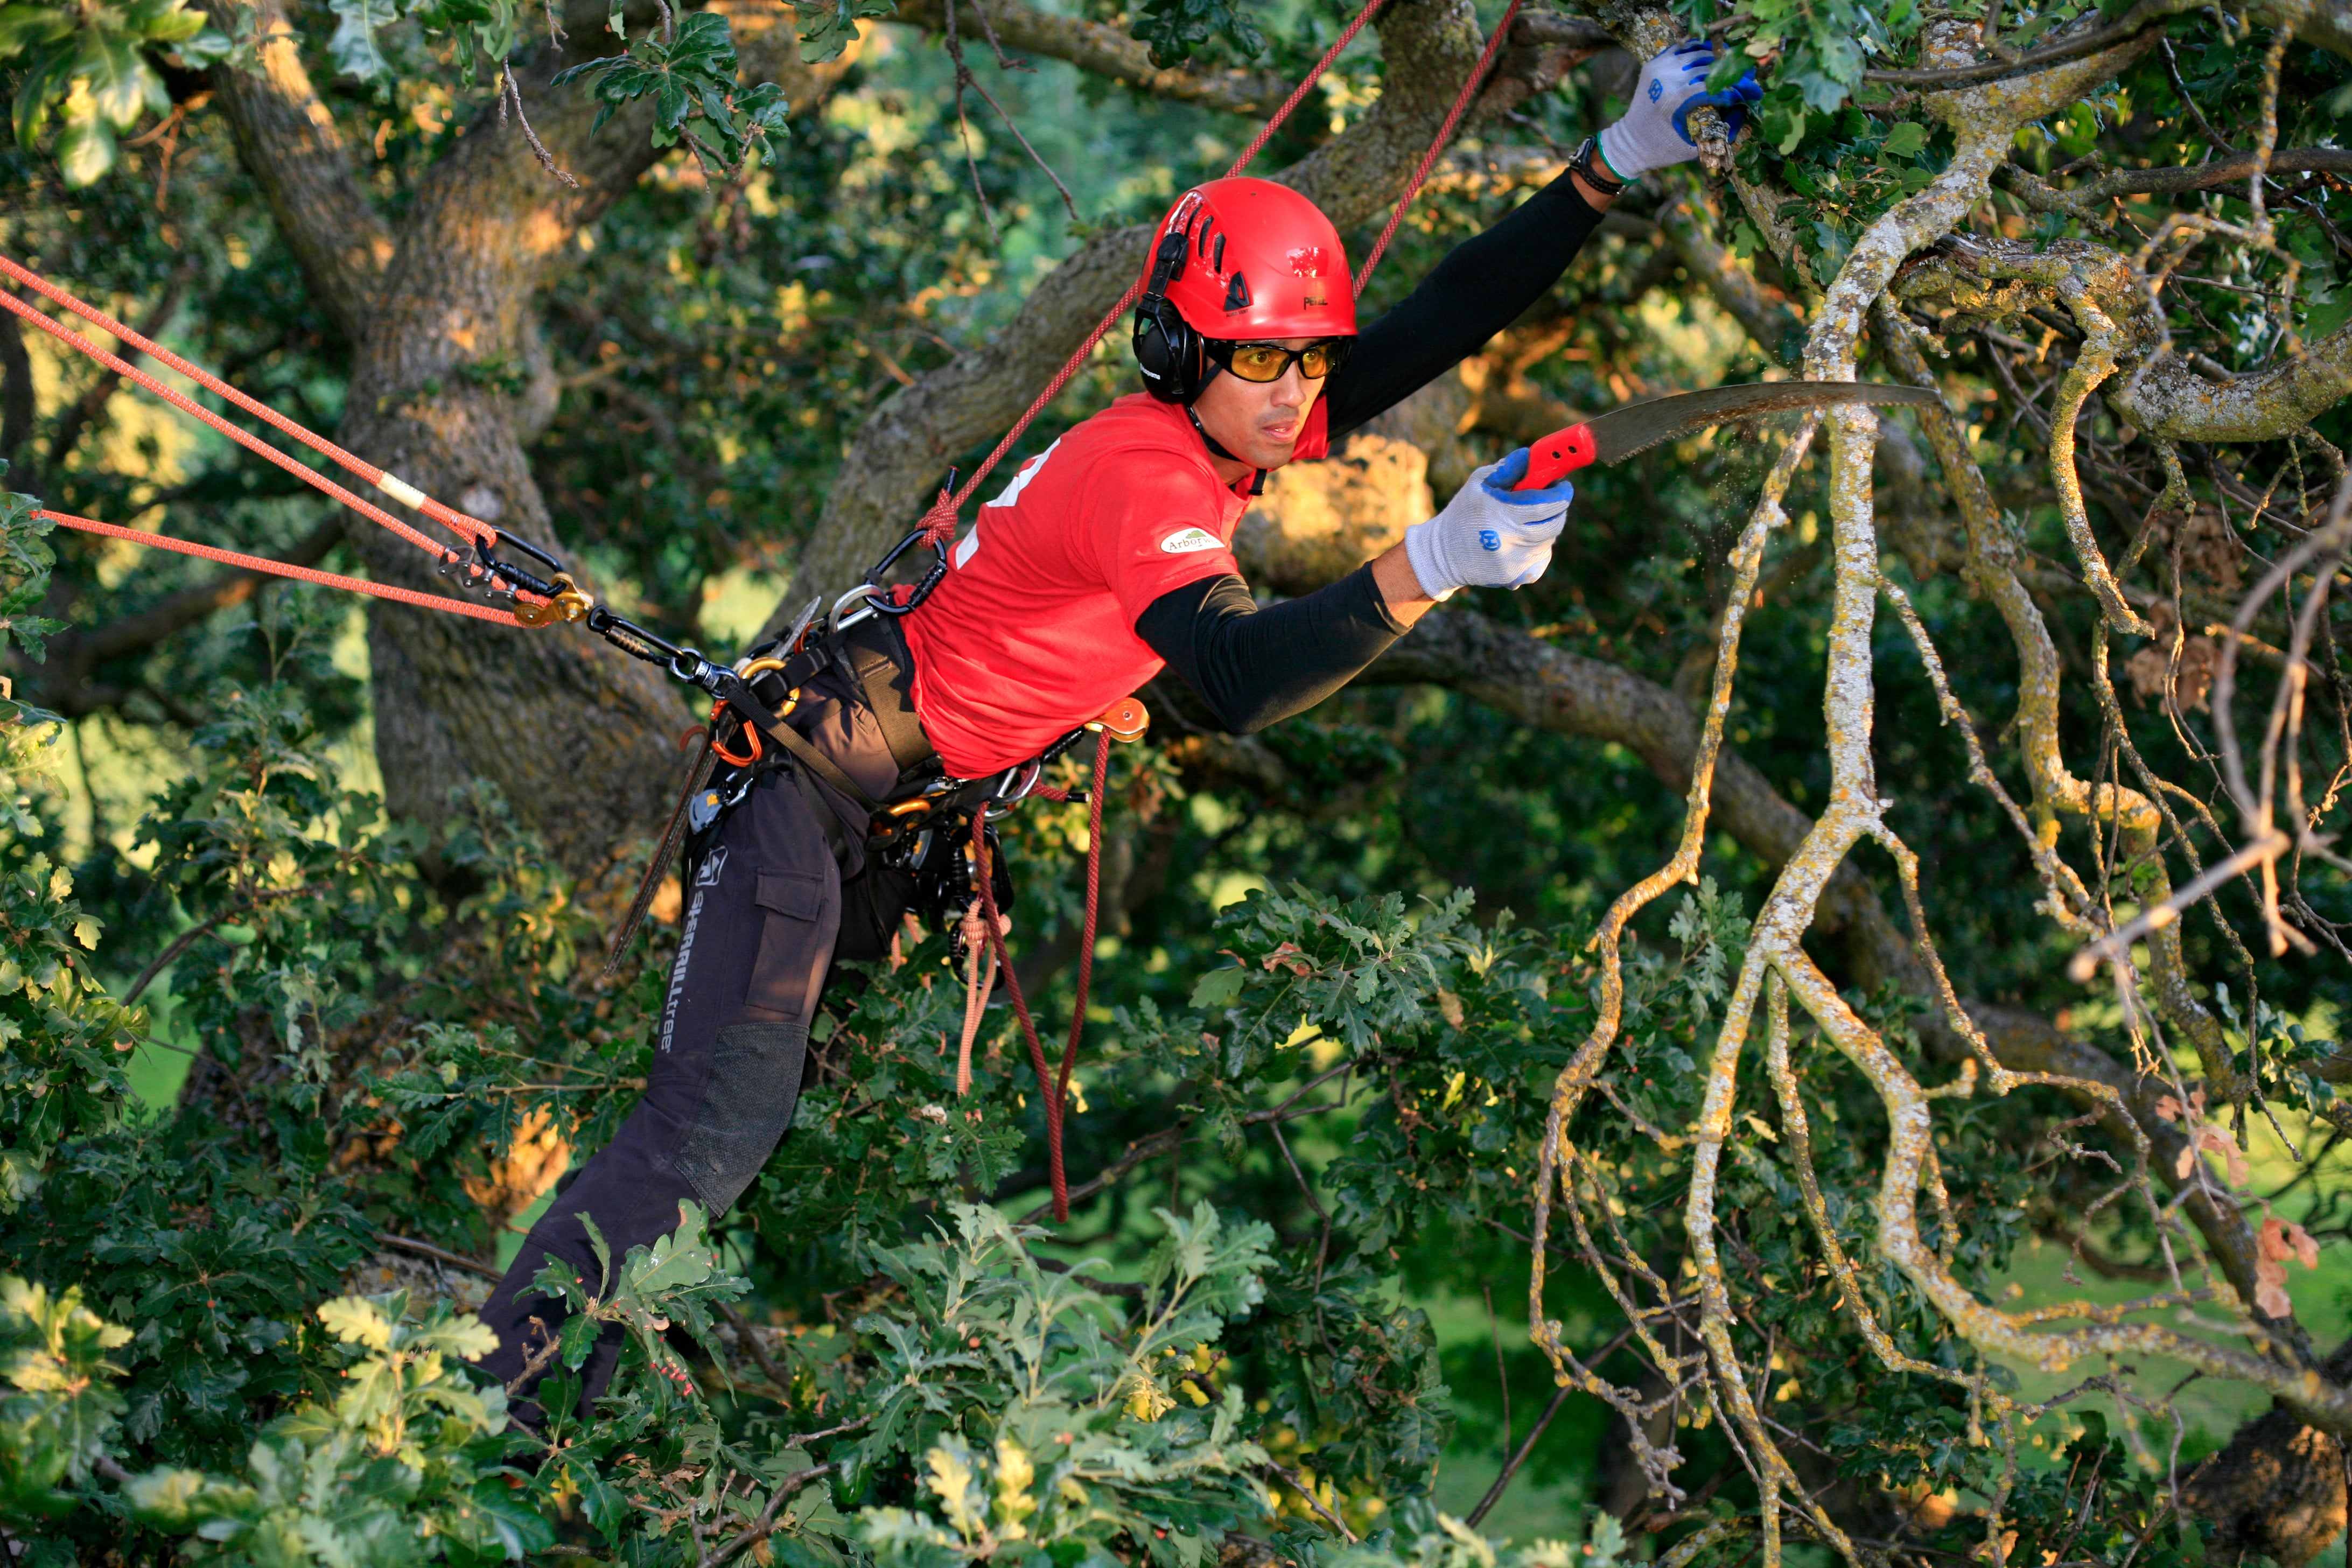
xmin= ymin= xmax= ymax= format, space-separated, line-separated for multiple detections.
xmin=1861 ymin=0 xmax=2192 ymax=85
xmin=890 ymin=0 xmax=1293 ymax=115
xmin=195 ymin=0 xmax=393 ymax=340
xmin=1356 ymin=607 xmax=2292 ymax=1336
xmin=2005 ymin=147 xmax=2352 ymax=208
xmin=2110 ymin=321 xmax=2352 ymax=444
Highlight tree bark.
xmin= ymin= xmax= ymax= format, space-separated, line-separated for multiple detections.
xmin=207 ymin=0 xmax=856 ymax=879
xmin=196 ymin=0 xmax=393 ymax=340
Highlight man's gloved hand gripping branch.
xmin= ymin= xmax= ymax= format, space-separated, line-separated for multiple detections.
xmin=1595 ymin=39 xmax=1762 ymax=185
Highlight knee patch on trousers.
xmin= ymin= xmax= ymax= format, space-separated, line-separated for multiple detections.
xmin=673 ymin=1020 xmax=808 ymax=1214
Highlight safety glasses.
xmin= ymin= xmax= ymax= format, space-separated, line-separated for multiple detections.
xmin=1206 ymin=337 xmax=1352 ymax=383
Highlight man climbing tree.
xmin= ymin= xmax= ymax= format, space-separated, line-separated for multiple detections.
xmin=478 ymin=40 xmax=1762 ymax=1410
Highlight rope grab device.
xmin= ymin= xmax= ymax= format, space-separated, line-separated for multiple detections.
xmin=3 ymin=0 xmax=1529 ymax=1221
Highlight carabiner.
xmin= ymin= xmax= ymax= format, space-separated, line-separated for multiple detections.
xmin=982 ymin=760 xmax=1042 ymax=818
xmin=827 ymin=582 xmax=882 ymax=638
xmin=709 ymin=704 xmax=763 ymax=768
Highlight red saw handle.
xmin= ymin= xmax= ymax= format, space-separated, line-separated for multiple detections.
xmin=1516 ymin=423 xmax=1597 ymax=491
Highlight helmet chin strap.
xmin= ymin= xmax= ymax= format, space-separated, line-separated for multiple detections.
xmin=1185 ymin=403 xmax=1270 ymax=496
xmin=1184 ymin=403 xmax=1242 ymax=464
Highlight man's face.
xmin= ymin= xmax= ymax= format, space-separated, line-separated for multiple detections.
xmin=1190 ymin=338 xmax=1329 ymax=472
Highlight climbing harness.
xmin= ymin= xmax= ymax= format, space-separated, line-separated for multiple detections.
xmin=0 ymin=0 xmax=1533 ymax=1223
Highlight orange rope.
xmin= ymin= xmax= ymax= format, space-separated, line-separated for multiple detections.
xmin=38 ymin=510 xmax=523 ymax=625
xmin=0 ymin=255 xmax=501 ymax=554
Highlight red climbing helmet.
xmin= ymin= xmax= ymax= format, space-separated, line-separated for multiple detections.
xmin=1146 ymin=178 xmax=1356 ymax=338
xmin=1132 ymin=179 xmax=1355 ymax=402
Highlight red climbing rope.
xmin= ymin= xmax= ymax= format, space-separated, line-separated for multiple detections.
xmin=1356 ymin=0 xmax=1525 ymax=291
xmin=38 ymin=510 xmax=524 ymax=625
xmin=967 ymin=726 xmax=1111 ymax=1224
xmin=915 ymin=0 xmax=1395 ymax=548
xmin=1054 ymin=729 xmax=1113 ymax=1147
xmin=973 ymin=806 xmax=1061 ymax=1212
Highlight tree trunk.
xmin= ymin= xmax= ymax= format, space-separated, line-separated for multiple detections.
xmin=207 ymin=0 xmax=854 ymax=883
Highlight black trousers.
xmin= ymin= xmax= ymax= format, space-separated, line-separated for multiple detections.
xmin=477 ymin=666 xmax=912 ymax=1411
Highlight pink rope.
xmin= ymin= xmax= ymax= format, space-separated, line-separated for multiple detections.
xmin=38 ymin=511 xmax=524 ymax=625
xmin=1356 ymin=0 xmax=1525 ymax=293
xmin=916 ymin=0 xmax=1392 ymax=545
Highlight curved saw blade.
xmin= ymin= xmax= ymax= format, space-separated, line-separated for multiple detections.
xmin=1585 ymin=380 xmax=1942 ymax=465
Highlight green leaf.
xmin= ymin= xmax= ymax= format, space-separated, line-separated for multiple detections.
xmin=328 ymin=0 xmax=404 ymax=81
xmin=316 ymin=1294 xmax=395 ymax=1349
xmin=1188 ymin=967 xmax=1245 ymax=1010
xmin=52 ymin=112 xmax=117 ymax=187
xmin=0 ymin=5 xmax=75 ymax=59
xmin=1881 ymin=121 xmax=1926 ymax=158
xmin=557 ymin=1306 xmax=599 ymax=1369
xmin=84 ymin=33 xmax=164 ymax=127
xmin=2307 ymin=294 xmax=2352 ymax=341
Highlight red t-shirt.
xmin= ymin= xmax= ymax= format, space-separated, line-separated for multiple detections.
xmin=901 ymin=393 xmax=1331 ymax=777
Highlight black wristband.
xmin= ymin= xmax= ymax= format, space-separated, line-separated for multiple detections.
xmin=1570 ymin=136 xmax=1628 ymax=196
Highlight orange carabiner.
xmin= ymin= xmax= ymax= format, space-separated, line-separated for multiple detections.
xmin=709 ymin=703 xmax=764 ymax=767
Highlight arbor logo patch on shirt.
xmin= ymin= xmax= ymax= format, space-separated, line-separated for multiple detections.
xmin=1158 ymin=526 xmax=1224 ymax=555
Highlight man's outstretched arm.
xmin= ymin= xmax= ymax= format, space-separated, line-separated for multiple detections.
xmin=1136 ymin=566 xmax=1412 ymax=734
xmin=1136 ymin=458 xmax=1579 ymax=733
xmin=1321 ymin=39 xmax=1759 ymax=437
xmin=1319 ymin=167 xmax=1612 ymax=438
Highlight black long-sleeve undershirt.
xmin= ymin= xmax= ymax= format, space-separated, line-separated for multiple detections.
xmin=1136 ymin=565 xmax=1404 ymax=733
xmin=1137 ymin=170 xmax=1606 ymax=732
xmin=1322 ymin=167 xmax=1607 ymax=439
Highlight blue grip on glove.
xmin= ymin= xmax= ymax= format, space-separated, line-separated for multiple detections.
xmin=1403 ymin=451 xmax=1574 ymax=599
xmin=1481 ymin=447 xmax=1578 ymax=508
xmin=1597 ymin=39 xmax=1761 ymax=183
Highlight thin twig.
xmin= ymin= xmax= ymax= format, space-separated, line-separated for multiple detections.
xmin=501 ymin=65 xmax=580 ymax=188
xmin=377 ymin=1230 xmax=501 ymax=1279
xmin=125 ymin=885 xmax=309 ymax=1003
xmin=716 ymin=1299 xmax=792 ymax=1391
xmin=694 ymin=1463 xmax=839 ymax=1568
xmin=1261 ymin=1461 xmax=1358 ymax=1543
xmin=505 ymin=1316 xmax=566 ymax=1396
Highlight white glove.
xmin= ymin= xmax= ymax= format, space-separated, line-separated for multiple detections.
xmin=1403 ymin=450 xmax=1573 ymax=600
xmin=1595 ymin=40 xmax=1761 ymax=183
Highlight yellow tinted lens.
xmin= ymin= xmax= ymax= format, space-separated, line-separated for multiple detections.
xmin=1298 ymin=345 xmax=1332 ymax=379
xmin=1228 ymin=345 xmax=1289 ymax=381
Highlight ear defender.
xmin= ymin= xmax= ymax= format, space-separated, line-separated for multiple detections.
xmin=1133 ymin=200 xmax=1207 ymax=404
